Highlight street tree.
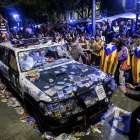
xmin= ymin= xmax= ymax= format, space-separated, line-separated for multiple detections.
xmin=99 ymin=0 xmax=124 ymax=16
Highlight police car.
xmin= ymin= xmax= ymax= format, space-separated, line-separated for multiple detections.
xmin=0 ymin=38 xmax=117 ymax=133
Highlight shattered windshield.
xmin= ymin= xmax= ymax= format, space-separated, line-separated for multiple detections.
xmin=18 ymin=45 xmax=72 ymax=72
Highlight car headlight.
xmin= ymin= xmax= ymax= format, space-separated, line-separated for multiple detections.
xmin=39 ymin=102 xmax=54 ymax=117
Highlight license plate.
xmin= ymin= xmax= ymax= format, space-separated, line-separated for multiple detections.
xmin=77 ymin=116 xmax=83 ymax=121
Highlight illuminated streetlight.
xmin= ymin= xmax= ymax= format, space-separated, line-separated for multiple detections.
xmin=13 ymin=14 xmax=19 ymax=20
xmin=13 ymin=14 xmax=20 ymax=27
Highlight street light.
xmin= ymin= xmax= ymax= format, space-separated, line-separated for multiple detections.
xmin=92 ymin=0 xmax=96 ymax=36
xmin=13 ymin=14 xmax=19 ymax=20
xmin=13 ymin=14 xmax=20 ymax=27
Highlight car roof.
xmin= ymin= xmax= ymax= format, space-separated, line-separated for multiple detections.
xmin=0 ymin=38 xmax=61 ymax=53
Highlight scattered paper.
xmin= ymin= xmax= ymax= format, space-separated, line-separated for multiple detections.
xmin=1 ymin=98 xmax=7 ymax=102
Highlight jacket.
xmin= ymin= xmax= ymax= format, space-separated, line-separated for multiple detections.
xmin=118 ymin=47 xmax=128 ymax=68
xmin=125 ymin=86 xmax=140 ymax=101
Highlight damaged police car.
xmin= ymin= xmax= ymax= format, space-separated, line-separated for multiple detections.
xmin=0 ymin=38 xmax=117 ymax=133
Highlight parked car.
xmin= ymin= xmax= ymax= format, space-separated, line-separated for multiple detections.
xmin=0 ymin=38 xmax=117 ymax=133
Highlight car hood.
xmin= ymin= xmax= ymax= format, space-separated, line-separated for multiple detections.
xmin=25 ymin=62 xmax=108 ymax=101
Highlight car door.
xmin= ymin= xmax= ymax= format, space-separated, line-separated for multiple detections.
xmin=0 ymin=46 xmax=10 ymax=80
xmin=8 ymin=49 xmax=21 ymax=93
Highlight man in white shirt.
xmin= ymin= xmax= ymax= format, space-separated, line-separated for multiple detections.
xmin=128 ymin=34 xmax=138 ymax=57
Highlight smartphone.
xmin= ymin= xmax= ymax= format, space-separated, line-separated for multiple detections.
xmin=124 ymin=84 xmax=127 ymax=88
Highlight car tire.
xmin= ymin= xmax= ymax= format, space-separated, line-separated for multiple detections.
xmin=24 ymin=98 xmax=45 ymax=133
xmin=33 ymin=109 xmax=45 ymax=133
xmin=0 ymin=71 xmax=8 ymax=89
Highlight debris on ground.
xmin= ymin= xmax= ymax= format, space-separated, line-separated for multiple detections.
xmin=44 ymin=131 xmax=54 ymax=139
xmin=1 ymin=98 xmax=7 ymax=102
xmin=74 ymin=131 xmax=82 ymax=138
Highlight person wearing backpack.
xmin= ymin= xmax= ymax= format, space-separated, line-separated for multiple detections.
xmin=70 ymin=37 xmax=88 ymax=63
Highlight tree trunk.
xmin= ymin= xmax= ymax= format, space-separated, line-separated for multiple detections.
xmin=22 ymin=16 xmax=25 ymax=38
xmin=82 ymin=6 xmax=83 ymax=18
xmin=88 ymin=7 xmax=91 ymax=17
xmin=92 ymin=0 xmax=96 ymax=36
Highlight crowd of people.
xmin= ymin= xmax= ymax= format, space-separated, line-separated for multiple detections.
xmin=0 ymin=14 xmax=140 ymax=86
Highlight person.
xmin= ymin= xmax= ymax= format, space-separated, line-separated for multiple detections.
xmin=100 ymin=30 xmax=106 ymax=42
xmin=77 ymin=24 xmax=85 ymax=33
xmin=85 ymin=23 xmax=92 ymax=36
xmin=0 ymin=14 xmax=8 ymax=34
xmin=88 ymin=36 xmax=95 ymax=58
xmin=0 ymin=14 xmax=8 ymax=41
xmin=118 ymin=42 xmax=130 ymax=85
xmin=69 ymin=37 xmax=88 ymax=63
xmin=120 ymin=83 xmax=140 ymax=140
xmin=102 ymin=20 xmax=107 ymax=31
xmin=58 ymin=34 xmax=65 ymax=47
xmin=128 ymin=34 xmax=138 ymax=57
xmin=95 ymin=28 xmax=100 ymax=37
xmin=120 ymin=21 xmax=127 ymax=36
xmin=66 ymin=33 xmax=71 ymax=40
xmin=79 ymin=36 xmax=90 ymax=64
xmin=131 ymin=45 xmax=140 ymax=84
xmin=100 ymin=38 xmax=118 ymax=75
xmin=79 ymin=36 xmax=88 ymax=49
xmin=131 ymin=23 xmax=135 ymax=35
xmin=24 ymin=27 xmax=31 ymax=39
xmin=96 ymin=23 xmax=101 ymax=31
xmin=113 ymin=21 xmax=119 ymax=38
xmin=90 ymin=34 xmax=106 ymax=67
xmin=107 ymin=21 xmax=113 ymax=43
xmin=107 ymin=19 xmax=111 ymax=26
xmin=101 ymin=20 xmax=107 ymax=36
xmin=126 ymin=20 xmax=132 ymax=38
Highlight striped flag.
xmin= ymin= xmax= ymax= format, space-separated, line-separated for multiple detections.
xmin=132 ymin=46 xmax=140 ymax=84
xmin=100 ymin=43 xmax=118 ymax=75
xmin=126 ymin=48 xmax=131 ymax=66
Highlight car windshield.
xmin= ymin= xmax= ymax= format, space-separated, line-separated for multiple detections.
xmin=18 ymin=45 xmax=72 ymax=72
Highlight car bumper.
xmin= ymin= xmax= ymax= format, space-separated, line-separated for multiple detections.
xmin=38 ymin=100 xmax=109 ymax=131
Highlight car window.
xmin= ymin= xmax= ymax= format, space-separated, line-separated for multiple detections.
xmin=0 ymin=46 xmax=9 ymax=66
xmin=18 ymin=45 xmax=72 ymax=72
xmin=3 ymin=48 xmax=9 ymax=66
xmin=8 ymin=50 xmax=18 ymax=72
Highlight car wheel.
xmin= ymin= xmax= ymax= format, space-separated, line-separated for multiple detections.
xmin=33 ymin=110 xmax=45 ymax=133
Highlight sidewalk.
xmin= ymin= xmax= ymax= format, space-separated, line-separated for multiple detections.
xmin=0 ymin=95 xmax=41 ymax=140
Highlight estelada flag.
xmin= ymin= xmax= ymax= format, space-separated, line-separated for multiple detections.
xmin=132 ymin=46 xmax=140 ymax=84
xmin=100 ymin=43 xmax=118 ymax=75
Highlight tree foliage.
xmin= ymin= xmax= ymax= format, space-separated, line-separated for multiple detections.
xmin=99 ymin=0 xmax=124 ymax=16
xmin=0 ymin=0 xmax=124 ymax=24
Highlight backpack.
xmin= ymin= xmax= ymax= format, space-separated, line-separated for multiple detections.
xmin=71 ymin=45 xmax=80 ymax=61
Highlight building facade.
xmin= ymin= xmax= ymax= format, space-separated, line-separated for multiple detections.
xmin=58 ymin=0 xmax=138 ymax=23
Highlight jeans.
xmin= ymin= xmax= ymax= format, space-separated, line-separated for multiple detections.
xmin=119 ymin=68 xmax=125 ymax=85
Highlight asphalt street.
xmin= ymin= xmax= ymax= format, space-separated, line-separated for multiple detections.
xmin=0 ymin=87 xmax=140 ymax=140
